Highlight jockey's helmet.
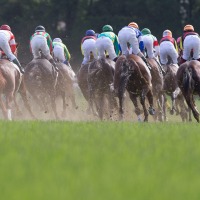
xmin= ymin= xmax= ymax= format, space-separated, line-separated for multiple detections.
xmin=53 ymin=38 xmax=62 ymax=43
xmin=102 ymin=25 xmax=113 ymax=32
xmin=35 ymin=25 xmax=45 ymax=32
xmin=162 ymin=30 xmax=172 ymax=37
xmin=128 ymin=22 xmax=139 ymax=29
xmin=85 ymin=29 xmax=95 ymax=36
xmin=184 ymin=24 xmax=194 ymax=32
xmin=141 ymin=28 xmax=151 ymax=35
xmin=0 ymin=24 xmax=11 ymax=31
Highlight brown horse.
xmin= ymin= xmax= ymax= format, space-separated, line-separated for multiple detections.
xmin=177 ymin=60 xmax=200 ymax=122
xmin=56 ymin=62 xmax=78 ymax=117
xmin=0 ymin=59 xmax=35 ymax=120
xmin=114 ymin=54 xmax=155 ymax=122
xmin=162 ymin=64 xmax=188 ymax=121
xmin=87 ymin=58 xmax=117 ymax=120
xmin=24 ymin=58 xmax=59 ymax=119
xmin=147 ymin=58 xmax=164 ymax=121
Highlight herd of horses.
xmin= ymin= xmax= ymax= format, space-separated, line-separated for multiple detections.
xmin=0 ymin=53 xmax=200 ymax=122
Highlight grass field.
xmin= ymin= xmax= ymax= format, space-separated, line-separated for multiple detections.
xmin=0 ymin=121 xmax=200 ymax=200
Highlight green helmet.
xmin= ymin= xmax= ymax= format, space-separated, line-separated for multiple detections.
xmin=141 ymin=28 xmax=151 ymax=35
xmin=102 ymin=25 xmax=113 ymax=32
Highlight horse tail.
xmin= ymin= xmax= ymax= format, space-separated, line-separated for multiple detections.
xmin=183 ymin=67 xmax=193 ymax=94
xmin=118 ymin=60 xmax=130 ymax=97
xmin=0 ymin=71 xmax=6 ymax=91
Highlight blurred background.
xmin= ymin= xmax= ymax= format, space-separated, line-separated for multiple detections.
xmin=0 ymin=0 xmax=200 ymax=71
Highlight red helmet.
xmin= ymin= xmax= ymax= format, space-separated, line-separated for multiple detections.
xmin=0 ymin=24 xmax=11 ymax=31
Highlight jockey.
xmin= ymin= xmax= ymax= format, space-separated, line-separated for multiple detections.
xmin=159 ymin=30 xmax=179 ymax=66
xmin=81 ymin=29 xmax=98 ymax=65
xmin=141 ymin=28 xmax=160 ymax=58
xmin=141 ymin=28 xmax=165 ymax=74
xmin=118 ymin=22 xmax=150 ymax=69
xmin=179 ymin=24 xmax=200 ymax=64
xmin=53 ymin=38 xmax=71 ymax=67
xmin=0 ymin=24 xmax=24 ymax=73
xmin=30 ymin=25 xmax=59 ymax=72
xmin=96 ymin=25 xmax=120 ymax=62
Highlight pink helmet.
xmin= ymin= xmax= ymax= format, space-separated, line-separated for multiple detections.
xmin=0 ymin=24 xmax=11 ymax=31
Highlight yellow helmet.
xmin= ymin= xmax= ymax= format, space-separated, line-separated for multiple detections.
xmin=184 ymin=24 xmax=194 ymax=31
xmin=163 ymin=30 xmax=172 ymax=37
xmin=128 ymin=22 xmax=139 ymax=29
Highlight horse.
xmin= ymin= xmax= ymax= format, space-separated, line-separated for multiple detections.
xmin=77 ymin=63 xmax=93 ymax=114
xmin=177 ymin=60 xmax=200 ymax=122
xmin=162 ymin=63 xmax=188 ymax=121
xmin=56 ymin=62 xmax=78 ymax=117
xmin=147 ymin=58 xmax=164 ymax=121
xmin=24 ymin=58 xmax=59 ymax=119
xmin=87 ymin=58 xmax=117 ymax=120
xmin=114 ymin=54 xmax=155 ymax=122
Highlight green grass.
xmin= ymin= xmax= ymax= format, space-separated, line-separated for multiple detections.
xmin=0 ymin=121 xmax=200 ymax=200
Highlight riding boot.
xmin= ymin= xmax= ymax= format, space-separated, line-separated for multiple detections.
xmin=197 ymin=58 xmax=200 ymax=62
xmin=49 ymin=58 xmax=59 ymax=72
xmin=153 ymin=58 xmax=166 ymax=75
xmin=141 ymin=56 xmax=151 ymax=70
xmin=113 ymin=57 xmax=118 ymax=62
xmin=180 ymin=57 xmax=187 ymax=65
xmin=12 ymin=58 xmax=25 ymax=74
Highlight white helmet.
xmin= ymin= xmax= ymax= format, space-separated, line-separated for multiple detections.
xmin=53 ymin=38 xmax=62 ymax=43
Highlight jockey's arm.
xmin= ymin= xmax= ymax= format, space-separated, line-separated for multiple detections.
xmin=153 ymin=38 xmax=160 ymax=57
xmin=46 ymin=34 xmax=53 ymax=54
xmin=64 ymin=45 xmax=71 ymax=61
xmin=9 ymin=36 xmax=17 ymax=54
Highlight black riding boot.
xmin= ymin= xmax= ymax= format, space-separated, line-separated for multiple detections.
xmin=113 ymin=57 xmax=118 ymax=62
xmin=49 ymin=58 xmax=59 ymax=72
xmin=141 ymin=56 xmax=151 ymax=70
xmin=12 ymin=58 xmax=25 ymax=74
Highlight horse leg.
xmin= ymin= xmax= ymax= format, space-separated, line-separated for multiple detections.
xmin=13 ymin=95 xmax=22 ymax=117
xmin=146 ymin=89 xmax=155 ymax=116
xmin=163 ymin=93 xmax=168 ymax=121
xmin=129 ymin=93 xmax=142 ymax=122
xmin=140 ymin=90 xmax=149 ymax=122
xmin=0 ymin=94 xmax=8 ymax=119
xmin=184 ymin=93 xmax=199 ymax=122
xmin=6 ymin=93 xmax=13 ymax=121
xmin=97 ymin=93 xmax=104 ymax=120
xmin=157 ymin=93 xmax=164 ymax=122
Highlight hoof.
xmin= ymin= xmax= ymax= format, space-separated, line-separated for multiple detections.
xmin=149 ymin=107 xmax=155 ymax=115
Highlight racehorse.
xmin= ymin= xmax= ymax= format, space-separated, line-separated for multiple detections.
xmin=147 ymin=58 xmax=164 ymax=121
xmin=24 ymin=58 xmax=59 ymax=119
xmin=0 ymin=59 xmax=22 ymax=119
xmin=87 ymin=58 xmax=117 ymax=120
xmin=114 ymin=54 xmax=155 ymax=122
xmin=56 ymin=62 xmax=78 ymax=117
xmin=162 ymin=63 xmax=188 ymax=121
xmin=77 ymin=63 xmax=93 ymax=114
xmin=177 ymin=60 xmax=200 ymax=122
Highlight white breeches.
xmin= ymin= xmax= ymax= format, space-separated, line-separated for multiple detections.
xmin=53 ymin=46 xmax=65 ymax=62
xmin=160 ymin=41 xmax=178 ymax=65
xmin=0 ymin=33 xmax=16 ymax=61
xmin=118 ymin=27 xmax=140 ymax=55
xmin=96 ymin=36 xmax=116 ymax=60
xmin=183 ymin=35 xmax=200 ymax=60
xmin=30 ymin=35 xmax=52 ymax=60
xmin=143 ymin=35 xmax=155 ymax=59
xmin=82 ymin=39 xmax=98 ymax=65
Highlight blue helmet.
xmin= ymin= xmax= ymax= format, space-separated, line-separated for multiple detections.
xmin=85 ymin=29 xmax=95 ymax=36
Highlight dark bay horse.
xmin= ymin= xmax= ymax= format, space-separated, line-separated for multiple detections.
xmin=114 ymin=54 xmax=155 ymax=122
xmin=24 ymin=58 xmax=59 ymax=119
xmin=177 ymin=60 xmax=200 ymax=122
xmin=56 ymin=62 xmax=78 ymax=117
xmin=147 ymin=58 xmax=164 ymax=121
xmin=87 ymin=58 xmax=117 ymax=120
xmin=162 ymin=64 xmax=188 ymax=121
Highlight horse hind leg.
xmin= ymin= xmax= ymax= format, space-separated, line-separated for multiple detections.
xmin=146 ymin=89 xmax=155 ymax=116
xmin=129 ymin=93 xmax=142 ymax=122
xmin=6 ymin=92 xmax=14 ymax=120
xmin=140 ymin=92 xmax=149 ymax=122
xmin=0 ymin=94 xmax=8 ymax=119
